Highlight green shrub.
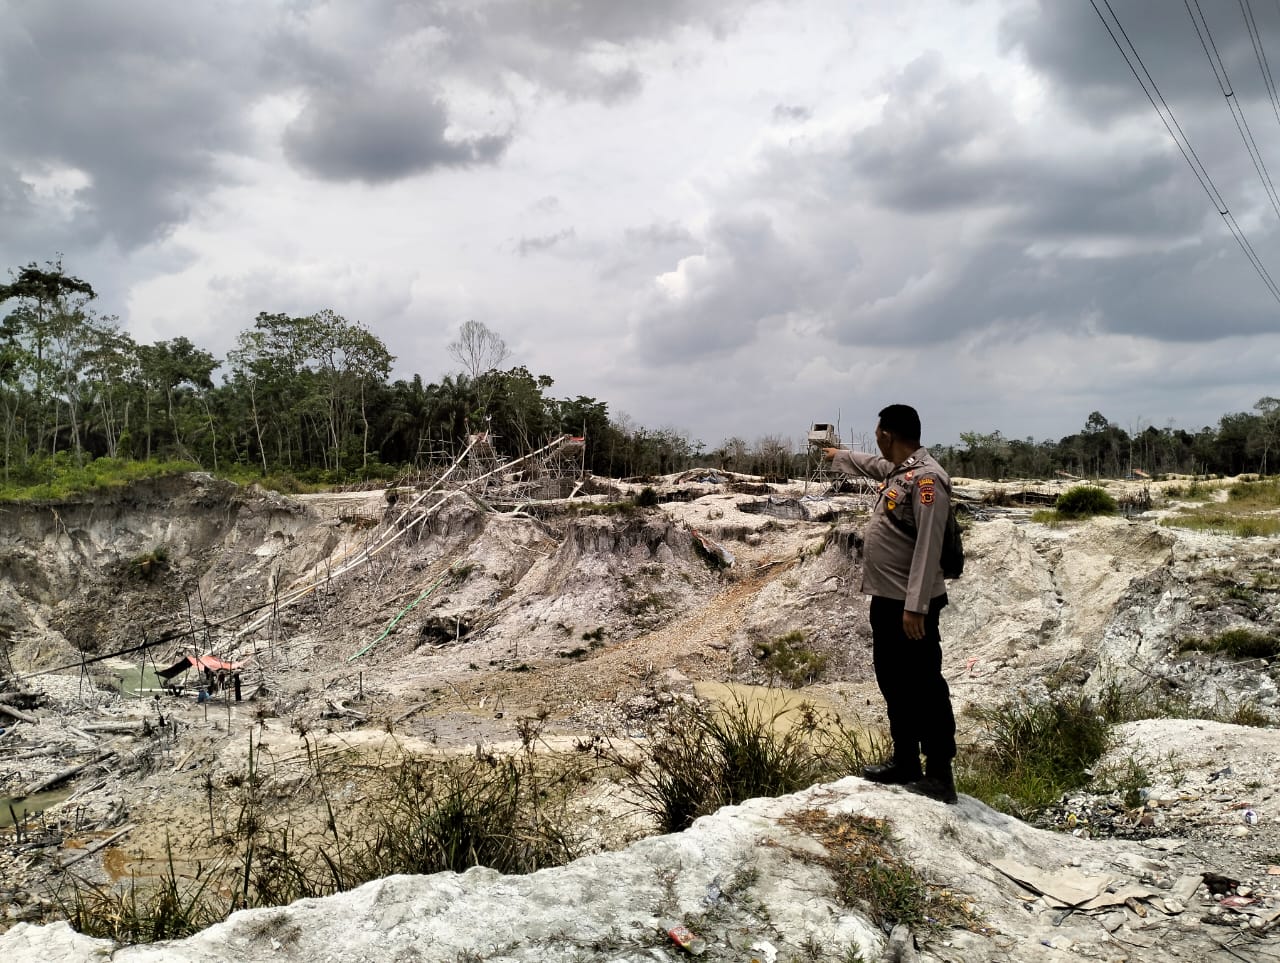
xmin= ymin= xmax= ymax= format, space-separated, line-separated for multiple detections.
xmin=0 ymin=457 xmax=199 ymax=502
xmin=616 ymin=695 xmax=859 ymax=833
xmin=129 ymin=546 xmax=171 ymax=581
xmin=1227 ymin=478 xmax=1280 ymax=507
xmin=958 ymin=692 xmax=1110 ymax=816
xmin=1054 ymin=485 xmax=1118 ymax=518
xmin=753 ymin=631 xmax=827 ymax=688
xmin=1178 ymin=628 xmax=1279 ymax=660
xmin=635 ymin=486 xmax=660 ymax=508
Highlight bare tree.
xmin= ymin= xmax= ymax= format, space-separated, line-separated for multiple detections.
xmin=717 ymin=436 xmax=749 ymax=471
xmin=755 ymin=434 xmax=794 ymax=480
xmin=447 ymin=320 xmax=510 ymax=381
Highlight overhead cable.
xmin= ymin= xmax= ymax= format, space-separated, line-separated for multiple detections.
xmin=1090 ymin=0 xmax=1280 ymax=305
xmin=1186 ymin=1 xmax=1280 ymax=226
xmin=1240 ymin=0 xmax=1280 ymax=131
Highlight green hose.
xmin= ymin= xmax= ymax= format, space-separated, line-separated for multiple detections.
xmin=346 ymin=564 xmax=461 ymax=662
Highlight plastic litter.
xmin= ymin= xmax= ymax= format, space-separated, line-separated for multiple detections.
xmin=1243 ymin=808 xmax=1259 ymax=825
xmin=660 ymin=921 xmax=707 ymax=956
xmin=703 ymin=877 xmax=722 ymax=905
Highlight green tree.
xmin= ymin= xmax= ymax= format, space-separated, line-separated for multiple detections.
xmin=557 ymin=396 xmax=612 ymax=473
xmin=230 ymin=311 xmax=393 ymax=472
xmin=0 ymin=260 xmax=99 ymax=463
xmin=136 ymin=338 xmax=219 ymax=466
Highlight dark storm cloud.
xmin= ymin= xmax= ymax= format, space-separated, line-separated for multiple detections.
xmin=627 ymin=24 xmax=1280 ymax=369
xmin=828 ymin=229 xmax=1280 ymax=348
xmin=817 ymin=34 xmax=1280 ymax=345
xmin=845 ymin=55 xmax=1207 ymax=236
xmin=0 ymin=1 xmax=258 ymax=250
xmin=999 ymin=0 xmax=1280 ymax=122
xmin=0 ymin=165 xmax=36 ymax=223
xmin=0 ymin=0 xmax=763 ymax=252
xmin=283 ymin=87 xmax=510 ymax=182
xmin=490 ymin=0 xmax=753 ymax=49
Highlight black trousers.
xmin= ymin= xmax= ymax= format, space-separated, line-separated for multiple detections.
xmin=869 ymin=594 xmax=956 ymax=765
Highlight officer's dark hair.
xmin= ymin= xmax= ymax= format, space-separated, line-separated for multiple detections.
xmin=877 ymin=404 xmax=921 ymax=444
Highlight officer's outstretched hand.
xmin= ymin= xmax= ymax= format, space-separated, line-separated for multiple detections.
xmin=822 ymin=447 xmax=839 ymax=461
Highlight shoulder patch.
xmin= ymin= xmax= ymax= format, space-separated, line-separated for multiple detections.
xmin=920 ymin=488 xmax=934 ymax=505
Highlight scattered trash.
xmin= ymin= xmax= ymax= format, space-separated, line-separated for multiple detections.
xmin=1207 ymin=766 xmax=1233 ymax=782
xmin=704 ymin=877 xmax=722 ymax=905
xmin=1219 ymin=895 xmax=1259 ymax=910
xmin=748 ymin=940 xmax=777 ymax=963
xmin=660 ymin=921 xmax=707 ymax=956
xmin=1243 ymin=809 xmax=1259 ymax=825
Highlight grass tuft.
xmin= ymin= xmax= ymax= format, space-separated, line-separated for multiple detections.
xmin=1054 ymin=485 xmax=1118 ymax=519
xmin=1177 ymin=628 xmax=1280 ymax=660
xmin=782 ymin=809 xmax=985 ymax=936
xmin=58 ymin=839 xmax=226 ymax=945
xmin=613 ymin=694 xmax=884 ymax=833
xmin=957 ymin=692 xmax=1109 ymax=816
xmin=752 ymin=631 xmax=828 ymax=688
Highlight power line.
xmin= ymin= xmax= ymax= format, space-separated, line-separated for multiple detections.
xmin=1090 ymin=0 xmax=1280 ymax=305
xmin=1185 ymin=1 xmax=1280 ymax=225
xmin=1239 ymin=0 xmax=1280 ymax=132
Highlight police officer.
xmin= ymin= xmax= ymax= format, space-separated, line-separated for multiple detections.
xmin=824 ymin=403 xmax=958 ymax=803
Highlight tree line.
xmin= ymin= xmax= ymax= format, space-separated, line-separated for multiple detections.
xmin=0 ymin=261 xmax=704 ymax=482
xmin=3 ymin=260 xmax=1276 ymax=485
xmin=938 ymin=403 xmax=1280 ymax=480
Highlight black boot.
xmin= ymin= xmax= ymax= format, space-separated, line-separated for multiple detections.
xmin=905 ymin=760 xmax=958 ymax=804
xmin=862 ymin=758 xmax=922 ymax=785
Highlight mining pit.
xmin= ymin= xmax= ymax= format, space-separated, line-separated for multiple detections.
xmin=1 ymin=470 xmax=1279 ymax=961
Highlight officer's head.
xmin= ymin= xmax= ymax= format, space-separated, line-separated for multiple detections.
xmin=876 ymin=404 xmax=921 ymax=460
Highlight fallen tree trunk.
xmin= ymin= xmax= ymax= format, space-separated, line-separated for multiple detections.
xmin=0 ymin=703 xmax=38 ymax=725
xmin=24 ymin=750 xmax=117 ymax=797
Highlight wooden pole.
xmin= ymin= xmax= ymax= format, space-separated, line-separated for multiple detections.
xmin=57 ymin=823 xmax=136 ymax=869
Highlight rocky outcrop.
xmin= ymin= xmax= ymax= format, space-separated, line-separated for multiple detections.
xmin=5 ymin=759 xmax=1277 ymax=963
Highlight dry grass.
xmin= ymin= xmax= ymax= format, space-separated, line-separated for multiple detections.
xmin=1161 ymin=477 xmax=1280 ymax=537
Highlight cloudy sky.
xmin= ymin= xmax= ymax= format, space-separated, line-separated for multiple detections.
xmin=3 ymin=0 xmax=1279 ymax=450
